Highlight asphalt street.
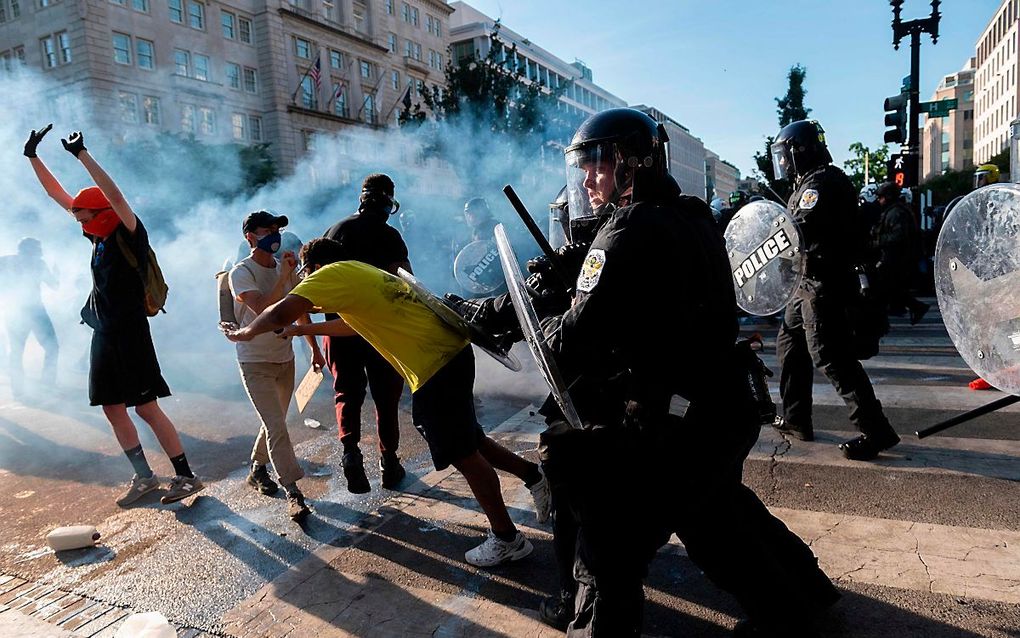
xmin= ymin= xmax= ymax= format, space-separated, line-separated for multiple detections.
xmin=0 ymin=301 xmax=1018 ymax=637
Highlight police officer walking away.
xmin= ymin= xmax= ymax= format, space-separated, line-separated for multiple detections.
xmin=539 ymin=109 xmax=837 ymax=637
xmin=771 ymin=120 xmax=900 ymax=461
xmin=872 ymin=181 xmax=928 ymax=324
xmin=322 ymin=174 xmax=411 ymax=493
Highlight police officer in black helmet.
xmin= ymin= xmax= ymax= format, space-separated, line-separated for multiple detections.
xmin=771 ymin=120 xmax=900 ymax=460
xmin=538 ymin=109 xmax=838 ymax=637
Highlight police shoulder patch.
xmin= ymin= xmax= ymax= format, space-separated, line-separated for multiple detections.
xmin=798 ymin=189 xmax=819 ymax=210
xmin=576 ymin=249 xmax=606 ymax=293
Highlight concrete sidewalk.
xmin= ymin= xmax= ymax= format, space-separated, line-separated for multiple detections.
xmin=0 ymin=605 xmax=81 ymax=637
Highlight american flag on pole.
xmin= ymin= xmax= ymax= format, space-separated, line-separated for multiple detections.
xmin=332 ymin=82 xmax=344 ymax=104
xmin=309 ymin=57 xmax=321 ymax=89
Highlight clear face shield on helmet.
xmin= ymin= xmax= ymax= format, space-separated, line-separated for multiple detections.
xmin=974 ymin=170 xmax=994 ymax=189
xmin=771 ymin=141 xmax=793 ymax=181
xmin=565 ymin=141 xmax=619 ymax=224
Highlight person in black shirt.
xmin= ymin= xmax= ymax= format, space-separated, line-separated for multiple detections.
xmin=25 ymin=125 xmax=204 ymax=506
xmin=321 ymin=173 xmax=411 ymax=493
xmin=0 ymin=237 xmax=59 ymax=398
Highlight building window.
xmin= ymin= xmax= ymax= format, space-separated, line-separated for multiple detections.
xmin=136 ymin=38 xmax=153 ymax=68
xmin=332 ymin=83 xmax=347 ymax=117
xmin=243 ymin=66 xmax=257 ymax=92
xmin=111 ymin=0 xmax=126 ymax=7
xmin=131 ymin=0 xmax=147 ymax=9
xmin=249 ymin=115 xmax=262 ymax=141
xmin=401 ymin=2 xmax=408 ymax=22
xmin=119 ymin=91 xmax=138 ymax=123
xmin=187 ymin=0 xmax=203 ymax=29
xmin=413 ymin=42 xmax=421 ymax=60
xmin=360 ymin=60 xmax=371 ymax=78
xmin=232 ymin=113 xmax=246 ymax=140
xmin=40 ymin=35 xmax=56 ymax=68
xmin=301 ymin=129 xmax=314 ymax=151
xmin=38 ymin=0 xmax=51 ymax=7
xmin=300 ymin=75 xmax=316 ymax=108
xmin=323 ymin=0 xmax=335 ymax=22
xmin=410 ymin=6 xmax=417 ymax=26
xmin=391 ymin=69 xmax=399 ymax=90
xmin=142 ymin=95 xmax=160 ymax=124
xmin=168 ymin=0 xmax=182 ymax=22
xmin=362 ymin=92 xmax=375 ymax=124
xmin=173 ymin=48 xmax=189 ymax=75
xmin=329 ymin=49 xmax=342 ymax=68
xmin=57 ymin=31 xmax=71 ymax=63
xmin=221 ymin=11 xmax=234 ymax=38
xmin=388 ymin=33 xmax=396 ymax=53
xmin=193 ymin=53 xmax=208 ymax=80
xmin=180 ymin=104 xmax=195 ymax=133
xmin=0 ymin=52 xmax=11 ymax=71
xmin=385 ymin=0 xmax=392 ymax=14
xmin=112 ymin=33 xmax=131 ymax=65
xmin=0 ymin=0 xmax=8 ymax=20
xmin=238 ymin=17 xmax=252 ymax=43
xmin=198 ymin=106 xmax=215 ymax=135
xmin=435 ymin=17 xmax=440 ymax=37
xmin=226 ymin=61 xmax=240 ymax=88
xmin=13 ymin=46 xmax=24 ymax=64
xmin=352 ymin=1 xmax=364 ymax=32
xmin=295 ymin=37 xmax=311 ymax=59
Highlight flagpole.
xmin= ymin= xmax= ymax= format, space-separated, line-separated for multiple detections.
xmin=290 ymin=46 xmax=323 ymax=106
xmin=383 ymin=84 xmax=413 ymax=124
xmin=356 ymin=69 xmax=389 ymax=123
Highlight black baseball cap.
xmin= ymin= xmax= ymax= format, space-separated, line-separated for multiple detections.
xmin=242 ymin=210 xmax=289 ymax=233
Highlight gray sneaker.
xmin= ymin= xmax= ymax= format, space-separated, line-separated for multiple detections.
xmin=160 ymin=475 xmax=205 ymax=504
xmin=115 ymin=474 xmax=160 ymax=507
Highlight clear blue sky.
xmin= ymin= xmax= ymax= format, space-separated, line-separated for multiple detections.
xmin=464 ymin=0 xmax=1001 ymax=177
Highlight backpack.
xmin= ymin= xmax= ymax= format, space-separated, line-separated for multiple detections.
xmin=115 ymin=233 xmax=168 ymax=316
xmin=216 ymin=262 xmax=254 ymax=326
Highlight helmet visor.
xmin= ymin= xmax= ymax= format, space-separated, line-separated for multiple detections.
xmin=565 ymin=141 xmax=617 ymax=222
xmin=771 ymin=141 xmax=792 ymax=181
xmin=974 ymin=171 xmax=991 ymax=189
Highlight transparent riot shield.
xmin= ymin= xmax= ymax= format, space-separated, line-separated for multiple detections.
xmin=454 ymin=239 xmax=506 ymax=295
xmin=396 ymin=268 xmax=521 ymax=371
xmin=935 ymin=183 xmax=1020 ymax=394
xmin=493 ymin=224 xmax=582 ymax=429
xmin=724 ymin=200 xmax=805 ymax=315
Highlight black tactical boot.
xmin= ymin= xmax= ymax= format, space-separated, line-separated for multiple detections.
xmin=379 ymin=454 xmax=406 ymax=489
xmin=772 ymin=415 xmax=814 ymax=441
xmin=342 ymin=450 xmax=371 ymax=494
xmin=839 ymin=430 xmax=900 ymax=461
xmin=246 ymin=463 xmax=279 ymax=496
xmin=538 ymin=590 xmax=574 ymax=631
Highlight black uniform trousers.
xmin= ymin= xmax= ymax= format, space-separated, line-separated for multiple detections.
xmin=777 ymin=281 xmax=894 ymax=437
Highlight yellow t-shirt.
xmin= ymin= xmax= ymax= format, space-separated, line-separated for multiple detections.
xmin=290 ymin=261 xmax=469 ymax=392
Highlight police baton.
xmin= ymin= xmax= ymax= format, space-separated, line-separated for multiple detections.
xmin=501 ymin=184 xmax=573 ymax=293
xmin=915 ymin=394 xmax=1020 ymax=439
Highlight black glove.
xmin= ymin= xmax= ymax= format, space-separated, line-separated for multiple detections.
xmin=526 ymin=254 xmax=551 ymax=275
xmin=23 ymin=124 xmax=53 ymax=158
xmin=61 ymin=131 xmax=87 ymax=158
xmin=556 ymin=242 xmax=590 ymax=278
xmin=443 ymin=293 xmax=493 ymax=322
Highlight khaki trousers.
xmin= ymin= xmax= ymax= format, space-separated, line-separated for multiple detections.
xmin=239 ymin=359 xmax=304 ymax=485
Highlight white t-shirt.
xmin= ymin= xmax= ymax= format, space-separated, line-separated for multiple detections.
xmin=229 ymin=256 xmax=299 ymax=363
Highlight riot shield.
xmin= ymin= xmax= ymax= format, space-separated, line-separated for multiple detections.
xmin=935 ymin=183 xmax=1020 ymax=394
xmin=454 ymin=239 xmax=506 ymax=295
xmin=396 ymin=268 xmax=521 ymax=372
xmin=724 ymin=200 xmax=805 ymax=315
xmin=494 ymin=224 xmax=582 ymax=429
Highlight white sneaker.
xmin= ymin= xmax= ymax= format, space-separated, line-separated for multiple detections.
xmin=465 ymin=530 xmax=533 ymax=567
xmin=115 ymin=474 xmax=159 ymax=507
xmin=160 ymin=475 xmax=205 ymax=504
xmin=529 ymin=467 xmax=552 ymax=524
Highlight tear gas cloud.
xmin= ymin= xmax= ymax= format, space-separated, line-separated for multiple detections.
xmin=0 ymin=68 xmax=561 ymax=405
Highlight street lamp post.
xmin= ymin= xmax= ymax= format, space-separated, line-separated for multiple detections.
xmin=890 ymin=0 xmax=940 ymax=218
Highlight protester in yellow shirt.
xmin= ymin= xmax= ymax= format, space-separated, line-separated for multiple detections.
xmin=226 ymin=238 xmax=551 ymax=568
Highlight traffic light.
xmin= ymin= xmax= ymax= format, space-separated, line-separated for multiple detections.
xmin=887 ymin=153 xmax=918 ymax=188
xmin=884 ymin=92 xmax=908 ymax=144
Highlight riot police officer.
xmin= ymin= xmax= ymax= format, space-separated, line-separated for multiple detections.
xmin=770 ymin=120 xmax=900 ymax=460
xmin=873 ymin=181 xmax=928 ymax=324
xmin=538 ymin=109 xmax=837 ymax=637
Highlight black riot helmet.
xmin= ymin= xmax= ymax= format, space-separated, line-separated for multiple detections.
xmin=564 ymin=108 xmax=669 ymax=221
xmin=770 ymin=120 xmax=833 ymax=181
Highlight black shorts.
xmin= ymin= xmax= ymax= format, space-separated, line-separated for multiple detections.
xmin=411 ymin=346 xmax=484 ymax=470
xmin=89 ymin=321 xmax=171 ymax=407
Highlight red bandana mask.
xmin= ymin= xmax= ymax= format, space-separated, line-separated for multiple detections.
xmin=82 ymin=209 xmax=121 ymax=238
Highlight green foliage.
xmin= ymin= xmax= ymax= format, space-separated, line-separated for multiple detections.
xmin=921 ymin=167 xmax=973 ymax=205
xmin=237 ymin=143 xmax=277 ymax=191
xmin=397 ymin=22 xmax=574 ymax=185
xmin=776 ymin=64 xmax=812 ymax=127
xmin=843 ymin=142 xmax=890 ymax=192
xmin=752 ymin=64 xmax=812 ymax=201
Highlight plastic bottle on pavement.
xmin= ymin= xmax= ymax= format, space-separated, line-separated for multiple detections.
xmin=115 ymin=612 xmax=176 ymax=638
xmin=45 ymin=526 xmax=100 ymax=551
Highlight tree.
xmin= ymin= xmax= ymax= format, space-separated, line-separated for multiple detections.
xmin=843 ymin=142 xmax=890 ymax=192
xmin=398 ymin=22 xmax=574 ymax=189
xmin=752 ymin=64 xmax=812 ymax=201
xmin=776 ymin=64 xmax=812 ymax=127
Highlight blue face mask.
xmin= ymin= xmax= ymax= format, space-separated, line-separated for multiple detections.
xmin=256 ymin=231 xmax=282 ymax=254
